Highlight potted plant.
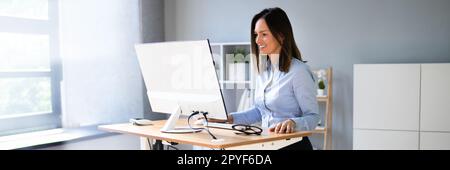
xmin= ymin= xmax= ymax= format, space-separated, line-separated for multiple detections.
xmin=228 ymin=48 xmax=249 ymax=81
xmin=317 ymin=79 xmax=325 ymax=96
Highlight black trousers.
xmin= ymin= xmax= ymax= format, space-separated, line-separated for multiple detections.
xmin=279 ymin=137 xmax=313 ymax=150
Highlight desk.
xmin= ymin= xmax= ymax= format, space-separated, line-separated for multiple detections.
xmin=98 ymin=119 xmax=312 ymax=150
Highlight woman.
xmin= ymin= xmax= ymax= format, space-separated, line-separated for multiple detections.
xmin=214 ymin=7 xmax=320 ymax=150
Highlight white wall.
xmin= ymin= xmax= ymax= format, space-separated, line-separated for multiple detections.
xmin=164 ymin=0 xmax=450 ymax=149
xmin=59 ymin=0 xmax=143 ymax=127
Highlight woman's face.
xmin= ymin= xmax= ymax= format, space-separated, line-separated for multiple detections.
xmin=254 ymin=19 xmax=282 ymax=56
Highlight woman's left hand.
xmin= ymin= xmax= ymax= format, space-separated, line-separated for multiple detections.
xmin=269 ymin=119 xmax=296 ymax=134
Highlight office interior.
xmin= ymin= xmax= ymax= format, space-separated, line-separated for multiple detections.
xmin=1 ymin=0 xmax=450 ymax=150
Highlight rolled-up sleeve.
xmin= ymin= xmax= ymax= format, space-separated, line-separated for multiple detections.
xmin=230 ymin=106 xmax=262 ymax=125
xmin=291 ymin=68 xmax=320 ymax=131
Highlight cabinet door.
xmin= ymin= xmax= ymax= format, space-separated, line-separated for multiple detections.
xmin=420 ymin=132 xmax=450 ymax=150
xmin=353 ymin=129 xmax=419 ymax=150
xmin=354 ymin=64 xmax=420 ymax=130
xmin=420 ymin=64 xmax=450 ymax=132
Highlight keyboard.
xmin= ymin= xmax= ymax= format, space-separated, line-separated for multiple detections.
xmin=204 ymin=122 xmax=235 ymax=130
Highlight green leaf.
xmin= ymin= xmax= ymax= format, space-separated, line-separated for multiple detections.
xmin=318 ymin=79 xmax=325 ymax=89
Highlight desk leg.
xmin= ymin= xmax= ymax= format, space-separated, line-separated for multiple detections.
xmin=140 ymin=137 xmax=154 ymax=150
xmin=140 ymin=137 xmax=164 ymax=150
xmin=153 ymin=140 xmax=164 ymax=150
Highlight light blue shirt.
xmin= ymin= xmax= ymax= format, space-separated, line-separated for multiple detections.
xmin=231 ymin=58 xmax=320 ymax=131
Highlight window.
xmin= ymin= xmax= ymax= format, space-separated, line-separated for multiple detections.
xmin=0 ymin=0 xmax=61 ymax=136
xmin=0 ymin=0 xmax=48 ymax=20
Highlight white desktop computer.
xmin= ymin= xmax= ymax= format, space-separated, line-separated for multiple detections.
xmin=135 ymin=40 xmax=228 ymax=133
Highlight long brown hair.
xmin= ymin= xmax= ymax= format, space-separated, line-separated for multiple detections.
xmin=251 ymin=7 xmax=303 ymax=73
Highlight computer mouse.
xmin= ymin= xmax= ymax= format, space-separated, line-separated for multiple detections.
xmin=130 ymin=118 xmax=153 ymax=126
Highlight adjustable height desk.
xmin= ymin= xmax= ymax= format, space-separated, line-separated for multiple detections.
xmin=99 ymin=119 xmax=312 ymax=150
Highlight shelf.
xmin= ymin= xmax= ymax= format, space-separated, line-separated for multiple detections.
xmin=316 ymin=96 xmax=328 ymax=102
xmin=220 ymin=80 xmax=252 ymax=84
xmin=312 ymin=126 xmax=326 ymax=134
xmin=312 ymin=67 xmax=333 ymax=150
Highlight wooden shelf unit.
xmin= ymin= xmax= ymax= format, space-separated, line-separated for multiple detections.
xmin=312 ymin=67 xmax=333 ymax=150
xmin=210 ymin=42 xmax=253 ymax=113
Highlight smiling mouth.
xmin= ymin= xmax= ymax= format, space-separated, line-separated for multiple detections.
xmin=259 ymin=45 xmax=266 ymax=49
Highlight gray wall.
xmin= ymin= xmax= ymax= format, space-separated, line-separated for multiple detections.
xmin=141 ymin=0 xmax=165 ymax=43
xmin=164 ymin=0 xmax=450 ymax=149
xmin=140 ymin=0 xmax=169 ymax=120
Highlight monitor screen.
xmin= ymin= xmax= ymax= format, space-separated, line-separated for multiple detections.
xmin=135 ymin=40 xmax=227 ymax=121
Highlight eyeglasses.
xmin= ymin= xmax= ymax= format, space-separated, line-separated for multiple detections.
xmin=231 ymin=124 xmax=263 ymax=135
xmin=187 ymin=111 xmax=263 ymax=139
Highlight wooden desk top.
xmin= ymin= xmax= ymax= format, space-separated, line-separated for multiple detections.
xmin=99 ymin=119 xmax=312 ymax=149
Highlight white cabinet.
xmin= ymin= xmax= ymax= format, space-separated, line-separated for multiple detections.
xmin=420 ymin=64 xmax=450 ymax=132
xmin=210 ymin=42 xmax=254 ymax=113
xmin=353 ymin=64 xmax=420 ymax=131
xmin=420 ymin=132 xmax=450 ymax=150
xmin=210 ymin=42 xmax=254 ymax=85
xmin=353 ymin=129 xmax=418 ymax=150
xmin=353 ymin=63 xmax=450 ymax=150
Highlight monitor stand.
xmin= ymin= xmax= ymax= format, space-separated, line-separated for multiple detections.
xmin=160 ymin=106 xmax=202 ymax=133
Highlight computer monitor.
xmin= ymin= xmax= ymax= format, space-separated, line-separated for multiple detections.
xmin=135 ymin=40 xmax=228 ymax=133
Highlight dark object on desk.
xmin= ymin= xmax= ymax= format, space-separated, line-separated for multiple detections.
xmin=204 ymin=122 xmax=263 ymax=135
xmin=232 ymin=124 xmax=262 ymax=135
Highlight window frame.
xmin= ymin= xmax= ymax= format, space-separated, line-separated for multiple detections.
xmin=0 ymin=0 xmax=62 ymax=136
